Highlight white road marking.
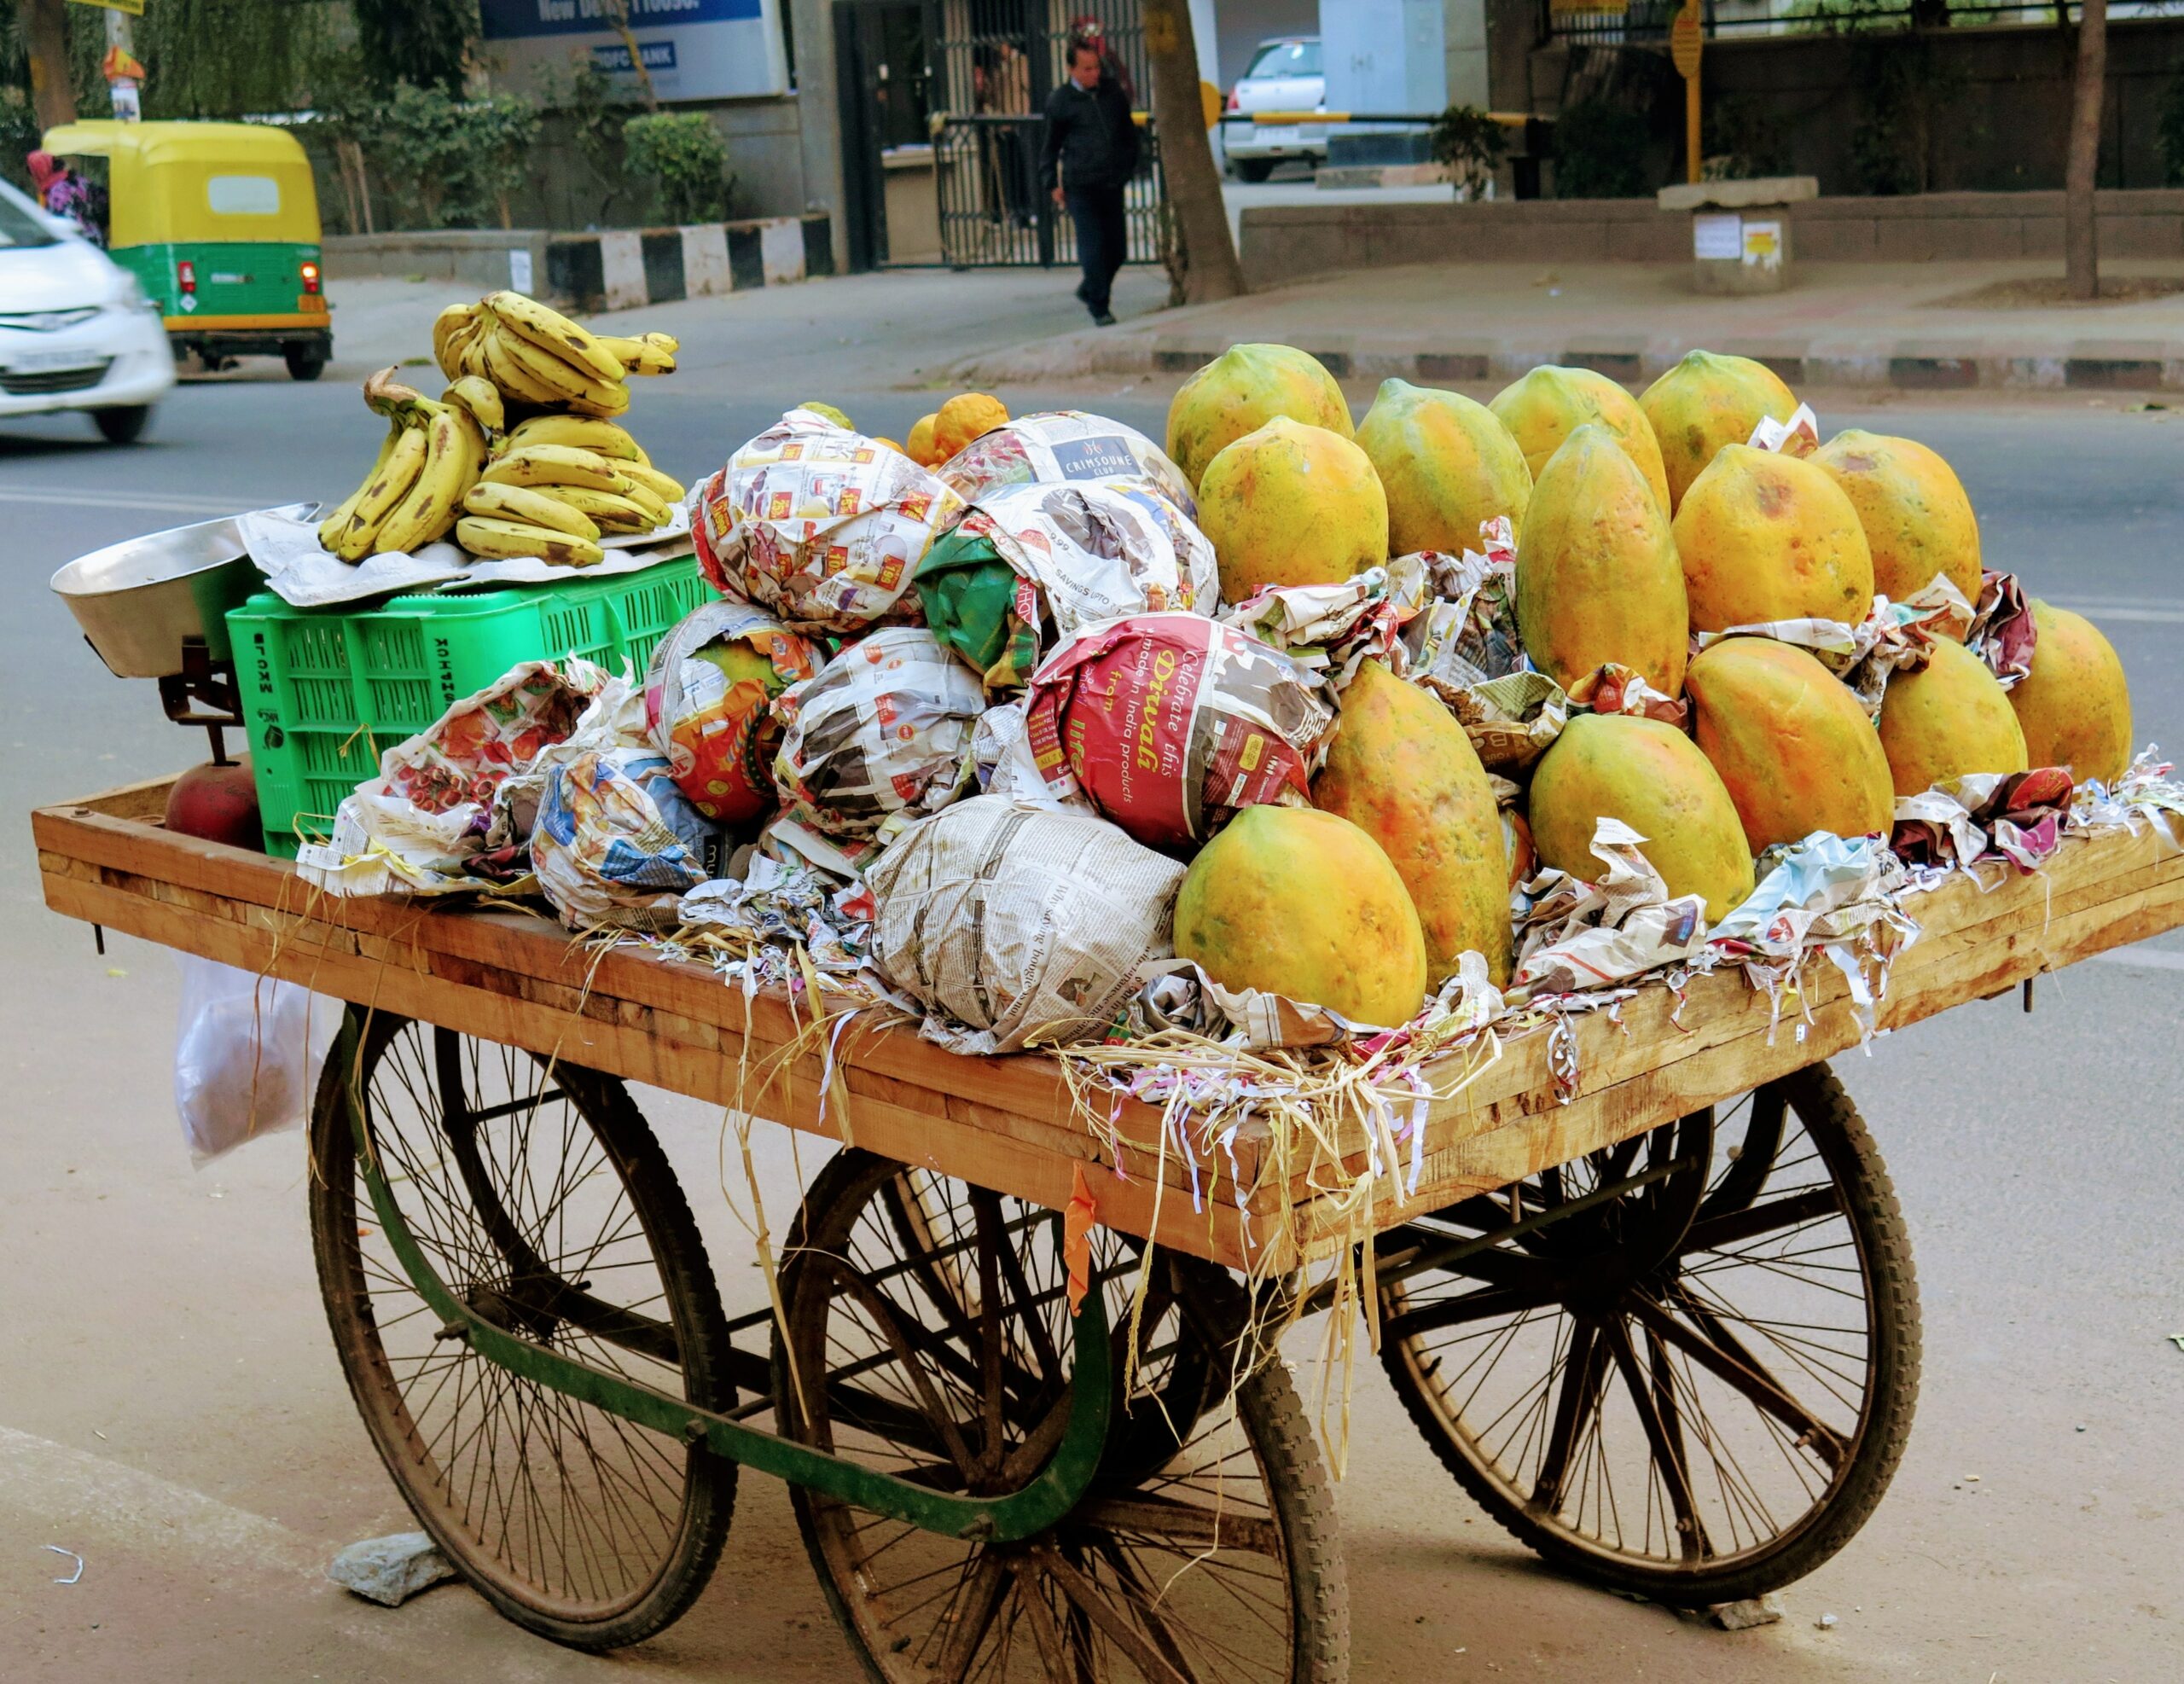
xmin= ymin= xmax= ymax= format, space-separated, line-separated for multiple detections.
xmin=2045 ymin=598 xmax=2184 ymax=624
xmin=0 ymin=485 xmax=270 ymax=515
xmin=0 ymin=1421 xmax=318 ymax=1577
xmin=2087 ymin=946 xmax=2184 ymax=973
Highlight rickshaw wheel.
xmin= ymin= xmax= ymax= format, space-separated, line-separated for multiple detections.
xmin=1377 ymin=1062 xmax=1920 ymax=1606
xmin=283 ymin=343 xmax=326 ymax=381
xmin=308 ymin=1014 xmax=735 ymax=1649
xmin=776 ymin=1149 xmax=1348 ymax=1683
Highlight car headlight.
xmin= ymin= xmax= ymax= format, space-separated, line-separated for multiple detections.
xmin=114 ymin=274 xmax=157 ymax=316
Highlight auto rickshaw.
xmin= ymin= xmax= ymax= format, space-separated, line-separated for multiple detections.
xmin=40 ymin=119 xmax=331 ymax=380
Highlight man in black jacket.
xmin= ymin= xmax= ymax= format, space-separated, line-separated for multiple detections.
xmin=1039 ymin=34 xmax=1140 ymax=326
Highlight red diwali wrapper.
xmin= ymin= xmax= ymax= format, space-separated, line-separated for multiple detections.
xmin=1022 ymin=613 xmax=1335 ymax=851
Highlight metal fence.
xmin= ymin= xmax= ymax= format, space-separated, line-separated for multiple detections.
xmin=935 ymin=113 xmax=1167 ymax=269
xmin=1542 ymin=0 xmax=2161 ymax=44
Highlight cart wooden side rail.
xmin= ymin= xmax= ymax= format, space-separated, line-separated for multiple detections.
xmin=35 ymin=775 xmax=2184 ymax=1270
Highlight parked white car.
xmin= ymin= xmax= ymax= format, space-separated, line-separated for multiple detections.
xmin=0 ymin=175 xmax=172 ymax=444
xmin=1223 ymin=36 xmax=1327 ymax=183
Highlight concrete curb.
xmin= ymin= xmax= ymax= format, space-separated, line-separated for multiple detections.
xmin=958 ymin=325 xmax=2184 ymax=392
xmin=548 ymin=214 xmax=834 ymax=312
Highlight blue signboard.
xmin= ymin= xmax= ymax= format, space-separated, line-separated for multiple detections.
xmin=479 ymin=0 xmax=787 ymax=102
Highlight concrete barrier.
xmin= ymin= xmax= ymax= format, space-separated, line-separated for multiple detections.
xmin=325 ymin=215 xmax=835 ymax=308
xmin=1239 ymin=190 xmax=2184 ymax=291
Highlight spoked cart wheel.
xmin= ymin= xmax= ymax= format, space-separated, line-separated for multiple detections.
xmin=308 ymin=1013 xmax=737 ymax=1648
xmin=1376 ymin=1062 xmax=1920 ymax=1606
xmin=776 ymin=1150 xmax=1349 ymax=1682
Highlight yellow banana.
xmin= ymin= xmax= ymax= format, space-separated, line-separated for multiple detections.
xmin=320 ymin=422 xmax=403 ymax=549
xmin=374 ymin=405 xmax=474 ymax=555
xmin=533 ymin=485 xmax=659 ymax=535
xmin=478 ymin=327 xmax=567 ymax=406
xmin=495 ymin=327 xmax=629 ymax=409
xmin=441 ymin=375 xmax=505 ymax=437
xmin=484 ymin=291 xmax=625 ymax=382
xmin=334 ymin=424 xmax=429 ymax=560
xmin=432 ymin=304 xmax=479 ymax=380
xmin=595 ymin=333 xmax=676 ymax=376
xmin=481 ymin=443 xmax=631 ymax=493
xmin=502 ymin=413 xmax=647 ymax=463
xmin=456 ymin=516 xmax=605 ymax=568
xmin=463 ymin=480 xmax=601 ymax=539
xmin=615 ymin=461 xmax=685 ymax=505
xmin=560 ymin=380 xmax=632 ymax=419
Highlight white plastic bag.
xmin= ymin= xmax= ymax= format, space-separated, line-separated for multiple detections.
xmin=173 ymin=955 xmax=341 ymax=1166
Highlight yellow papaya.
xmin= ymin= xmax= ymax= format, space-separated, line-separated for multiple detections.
xmin=1810 ymin=430 xmax=1982 ymax=618
xmin=1673 ymin=444 xmax=1874 ymax=632
xmin=1313 ymin=659 xmax=1513 ymax=985
xmin=1489 ymin=364 xmax=1671 ymax=513
xmin=1638 ymin=350 xmax=1799 ymax=513
xmin=1686 ymin=636 xmax=1895 ymax=851
xmin=1528 ymin=713 xmax=1756 ymax=923
xmin=1354 ymin=378 xmax=1532 ymax=556
xmin=1197 ymin=416 xmax=1389 ymax=601
xmin=1514 ymin=422 xmax=1689 ymax=695
xmin=2010 ymin=601 xmax=2133 ymax=784
xmin=1876 ymin=636 xmax=2029 ymax=797
xmin=1165 ymin=343 xmax=1353 ymax=491
xmin=1174 ymin=804 xmax=1429 ymax=1026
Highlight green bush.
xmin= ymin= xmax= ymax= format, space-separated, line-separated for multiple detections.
xmin=624 ymin=111 xmax=732 ymax=225
xmin=1551 ymin=101 xmax=1652 ymax=200
xmin=456 ymin=95 xmax=543 ymax=229
xmin=1429 ymin=104 xmax=1507 ymax=200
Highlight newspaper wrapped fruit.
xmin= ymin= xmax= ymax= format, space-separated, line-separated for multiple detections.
xmin=1023 ymin=613 xmax=1336 ymax=851
xmin=691 ymin=410 xmax=963 ymax=632
xmin=938 ymin=409 xmax=1198 ymax=516
xmin=532 ymin=746 xmax=718 ymax=932
xmin=915 ymin=479 xmax=1220 ymax=689
xmin=644 ymin=601 xmax=822 ymax=827
xmin=770 ymin=626 xmax=986 ymax=839
xmin=866 ymin=796 xmax=1188 ymax=1054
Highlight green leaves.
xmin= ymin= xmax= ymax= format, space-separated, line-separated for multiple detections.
xmin=623 ymin=112 xmax=732 ymax=225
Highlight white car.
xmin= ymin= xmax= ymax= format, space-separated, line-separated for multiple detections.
xmin=0 ymin=175 xmax=172 ymax=444
xmin=1223 ymin=37 xmax=1327 ymax=183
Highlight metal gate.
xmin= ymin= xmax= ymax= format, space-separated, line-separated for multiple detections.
xmin=935 ymin=114 xmax=1165 ymax=268
xmin=928 ymin=0 xmax=1165 ymax=269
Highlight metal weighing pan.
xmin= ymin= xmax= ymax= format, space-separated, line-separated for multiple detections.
xmin=50 ymin=505 xmax=316 ymax=679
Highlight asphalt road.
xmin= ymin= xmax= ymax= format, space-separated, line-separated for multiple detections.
xmin=2 ymin=332 xmax=2181 ymax=1682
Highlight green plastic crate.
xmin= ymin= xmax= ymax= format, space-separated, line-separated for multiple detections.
xmin=228 ymin=559 xmax=709 ymax=857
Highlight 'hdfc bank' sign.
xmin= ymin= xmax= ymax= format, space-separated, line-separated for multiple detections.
xmin=479 ymin=0 xmax=788 ymax=102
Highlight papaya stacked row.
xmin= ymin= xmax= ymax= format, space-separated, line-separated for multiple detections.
xmin=1142 ymin=341 xmax=2135 ymax=1022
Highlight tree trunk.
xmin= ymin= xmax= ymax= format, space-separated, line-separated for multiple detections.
xmin=1141 ymin=0 xmax=1242 ymax=304
xmin=2064 ymin=0 xmax=2107 ymax=300
xmin=18 ymin=0 xmax=77 ymax=132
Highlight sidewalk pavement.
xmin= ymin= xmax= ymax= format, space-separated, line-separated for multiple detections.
xmin=952 ymin=258 xmax=2184 ymax=394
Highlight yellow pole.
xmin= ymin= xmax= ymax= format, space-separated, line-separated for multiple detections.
xmin=1671 ymin=3 xmax=1704 ymax=184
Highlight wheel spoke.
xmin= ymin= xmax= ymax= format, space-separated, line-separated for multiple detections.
xmin=1531 ymin=1316 xmax=1605 ymax=1512
xmin=1682 ymin=1186 xmax=1842 ymax=1256
xmin=1621 ymin=1287 xmax=1848 ymax=1471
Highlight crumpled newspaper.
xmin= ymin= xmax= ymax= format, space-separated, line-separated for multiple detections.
xmin=1747 ymin=403 xmax=1821 ymax=456
xmin=691 ymin=410 xmax=962 ymax=632
xmin=1507 ymin=818 xmax=1711 ymax=1003
xmin=643 ymin=599 xmax=822 ymax=824
xmin=771 ymin=627 xmax=985 ymax=839
xmin=532 ymin=746 xmax=718 ymax=932
xmin=1892 ymin=767 xmax=2077 ymax=873
xmin=970 ymin=697 xmax=1093 ymax=812
xmin=916 ymin=478 xmax=1217 ymax=688
xmin=299 ymin=659 xmax=616 ymax=897
xmin=1221 ymin=551 xmax=1428 ymax=689
xmin=1566 ymin=662 xmax=1687 ymax=729
xmin=2071 ymin=746 xmax=2184 ymax=833
xmin=1403 ymin=518 xmax=1524 ymax=696
xmin=1708 ymin=831 xmax=1919 ymax=1035
xmin=867 ymin=797 xmax=1187 ymax=1054
xmin=937 ymin=409 xmax=1198 ymax=518
xmin=677 ymin=853 xmax=874 ymax=978
xmin=1445 ymin=670 xmax=1567 ymax=775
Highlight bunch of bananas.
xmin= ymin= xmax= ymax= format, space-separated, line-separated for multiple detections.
xmin=456 ymin=418 xmax=688 ymax=568
xmin=317 ymin=369 xmax=503 ymax=561
xmin=433 ymin=291 xmax=677 ymax=417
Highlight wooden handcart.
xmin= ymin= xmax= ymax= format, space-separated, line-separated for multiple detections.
xmin=33 ymin=775 xmax=2184 ymax=1679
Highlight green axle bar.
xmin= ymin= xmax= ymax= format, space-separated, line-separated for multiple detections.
xmin=334 ymin=1013 xmax=1113 ymax=1544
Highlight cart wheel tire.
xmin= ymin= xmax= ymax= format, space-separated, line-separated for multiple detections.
xmin=777 ymin=1148 xmax=1348 ymax=1683
xmin=1377 ymin=1062 xmax=1920 ymax=1606
xmin=308 ymin=1014 xmax=735 ymax=1650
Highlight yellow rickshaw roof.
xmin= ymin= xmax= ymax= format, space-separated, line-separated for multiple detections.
xmin=41 ymin=120 xmax=318 ymax=248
